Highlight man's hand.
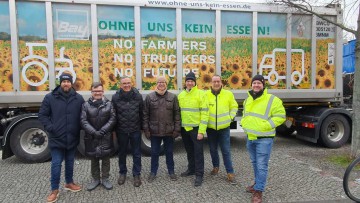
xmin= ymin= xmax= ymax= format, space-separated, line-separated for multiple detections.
xmin=145 ymin=131 xmax=151 ymax=139
xmin=172 ymin=131 xmax=180 ymax=138
xmin=197 ymin=133 xmax=204 ymax=140
xmin=93 ymin=131 xmax=102 ymax=139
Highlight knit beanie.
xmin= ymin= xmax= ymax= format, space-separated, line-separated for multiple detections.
xmin=251 ymin=74 xmax=265 ymax=86
xmin=59 ymin=72 xmax=73 ymax=84
xmin=185 ymin=71 xmax=196 ymax=84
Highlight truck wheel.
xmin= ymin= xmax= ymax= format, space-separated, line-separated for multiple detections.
xmin=10 ymin=119 xmax=51 ymax=163
xmin=140 ymin=132 xmax=164 ymax=156
xmin=319 ymin=114 xmax=350 ymax=148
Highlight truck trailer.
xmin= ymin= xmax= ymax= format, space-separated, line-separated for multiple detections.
xmin=0 ymin=0 xmax=351 ymax=162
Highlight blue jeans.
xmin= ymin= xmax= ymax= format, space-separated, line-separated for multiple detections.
xmin=50 ymin=147 xmax=77 ymax=191
xmin=150 ymin=136 xmax=175 ymax=175
xmin=207 ymin=127 xmax=234 ymax=173
xmin=246 ymin=138 xmax=274 ymax=192
xmin=117 ymin=131 xmax=142 ymax=176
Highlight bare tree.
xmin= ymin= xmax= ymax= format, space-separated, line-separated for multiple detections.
xmin=273 ymin=0 xmax=360 ymax=157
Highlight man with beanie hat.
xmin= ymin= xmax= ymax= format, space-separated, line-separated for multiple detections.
xmin=39 ymin=72 xmax=84 ymax=203
xmin=178 ymin=71 xmax=209 ymax=187
xmin=241 ymin=74 xmax=285 ymax=203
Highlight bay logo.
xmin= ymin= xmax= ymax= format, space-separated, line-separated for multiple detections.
xmin=55 ymin=9 xmax=90 ymax=40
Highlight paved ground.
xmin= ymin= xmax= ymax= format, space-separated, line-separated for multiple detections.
xmin=0 ymin=134 xmax=355 ymax=202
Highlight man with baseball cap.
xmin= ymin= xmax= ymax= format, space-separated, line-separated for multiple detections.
xmin=178 ymin=71 xmax=209 ymax=187
xmin=241 ymin=74 xmax=285 ymax=203
xmin=39 ymin=72 xmax=84 ymax=203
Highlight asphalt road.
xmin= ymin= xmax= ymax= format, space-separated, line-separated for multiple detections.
xmin=0 ymin=134 xmax=355 ymax=202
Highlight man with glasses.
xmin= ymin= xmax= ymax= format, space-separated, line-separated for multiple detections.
xmin=112 ymin=77 xmax=144 ymax=187
xmin=206 ymin=75 xmax=238 ymax=184
xmin=143 ymin=76 xmax=181 ymax=183
xmin=80 ymin=82 xmax=116 ymax=191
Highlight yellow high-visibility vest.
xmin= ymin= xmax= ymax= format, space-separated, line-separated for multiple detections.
xmin=241 ymin=89 xmax=286 ymax=140
xmin=206 ymin=88 xmax=238 ymax=130
xmin=178 ymin=86 xmax=209 ymax=134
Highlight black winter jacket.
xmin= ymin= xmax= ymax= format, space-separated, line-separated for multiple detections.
xmin=38 ymin=86 xmax=85 ymax=149
xmin=112 ymin=88 xmax=143 ymax=134
xmin=80 ymin=97 xmax=116 ymax=158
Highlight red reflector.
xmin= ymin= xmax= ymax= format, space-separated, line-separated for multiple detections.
xmin=301 ymin=122 xmax=315 ymax=128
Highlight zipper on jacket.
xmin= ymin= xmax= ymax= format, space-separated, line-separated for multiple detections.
xmin=215 ymin=94 xmax=218 ymax=130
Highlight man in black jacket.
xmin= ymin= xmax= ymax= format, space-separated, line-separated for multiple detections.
xmin=80 ymin=82 xmax=116 ymax=191
xmin=112 ymin=77 xmax=143 ymax=187
xmin=38 ymin=72 xmax=85 ymax=203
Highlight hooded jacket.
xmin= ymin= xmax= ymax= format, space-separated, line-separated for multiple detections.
xmin=38 ymin=86 xmax=85 ymax=149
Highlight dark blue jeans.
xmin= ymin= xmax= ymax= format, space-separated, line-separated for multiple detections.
xmin=117 ymin=131 xmax=142 ymax=176
xmin=50 ymin=147 xmax=77 ymax=191
xmin=207 ymin=127 xmax=234 ymax=173
xmin=181 ymin=127 xmax=204 ymax=177
xmin=150 ymin=136 xmax=175 ymax=175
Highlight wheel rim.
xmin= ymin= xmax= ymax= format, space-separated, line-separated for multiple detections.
xmin=19 ymin=128 xmax=48 ymax=155
xmin=326 ymin=120 xmax=344 ymax=142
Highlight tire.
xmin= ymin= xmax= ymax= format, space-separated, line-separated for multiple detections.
xmin=9 ymin=119 xmax=51 ymax=163
xmin=343 ymin=156 xmax=360 ymax=202
xmin=140 ymin=132 xmax=164 ymax=156
xmin=77 ymin=131 xmax=119 ymax=157
xmin=319 ymin=114 xmax=350 ymax=148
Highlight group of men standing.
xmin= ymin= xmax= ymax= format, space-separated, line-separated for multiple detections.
xmin=39 ymin=71 xmax=285 ymax=203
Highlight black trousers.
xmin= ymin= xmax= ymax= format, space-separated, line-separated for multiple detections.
xmin=181 ymin=127 xmax=204 ymax=177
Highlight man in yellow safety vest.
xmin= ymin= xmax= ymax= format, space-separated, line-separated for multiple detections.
xmin=178 ymin=71 xmax=209 ymax=187
xmin=241 ymin=74 xmax=285 ymax=203
xmin=206 ymin=75 xmax=238 ymax=185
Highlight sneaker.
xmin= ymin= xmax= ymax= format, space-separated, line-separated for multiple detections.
xmin=246 ymin=183 xmax=256 ymax=193
xmin=46 ymin=190 xmax=59 ymax=203
xmin=147 ymin=173 xmax=156 ymax=183
xmin=169 ymin=173 xmax=178 ymax=181
xmin=194 ymin=176 xmax=203 ymax=187
xmin=134 ymin=175 xmax=142 ymax=187
xmin=64 ymin=183 xmax=82 ymax=192
xmin=210 ymin=167 xmax=219 ymax=175
xmin=118 ymin=174 xmax=126 ymax=185
xmin=252 ymin=190 xmax=263 ymax=203
xmin=227 ymin=173 xmax=237 ymax=185
xmin=180 ymin=169 xmax=195 ymax=177
xmin=86 ymin=179 xmax=100 ymax=191
xmin=102 ymin=178 xmax=113 ymax=190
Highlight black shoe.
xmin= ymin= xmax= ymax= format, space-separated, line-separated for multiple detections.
xmin=134 ymin=175 xmax=142 ymax=187
xmin=147 ymin=173 xmax=156 ymax=183
xmin=118 ymin=174 xmax=126 ymax=185
xmin=194 ymin=176 xmax=203 ymax=187
xmin=180 ymin=169 xmax=195 ymax=177
xmin=169 ymin=173 xmax=178 ymax=181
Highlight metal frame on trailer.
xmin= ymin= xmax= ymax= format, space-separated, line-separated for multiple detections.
xmin=1 ymin=0 xmax=343 ymax=107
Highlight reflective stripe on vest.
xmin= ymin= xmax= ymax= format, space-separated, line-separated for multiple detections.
xmin=243 ymin=95 xmax=276 ymax=137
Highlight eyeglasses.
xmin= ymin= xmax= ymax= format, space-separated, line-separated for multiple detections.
xmin=157 ymin=81 xmax=166 ymax=84
xmin=91 ymin=90 xmax=104 ymax=93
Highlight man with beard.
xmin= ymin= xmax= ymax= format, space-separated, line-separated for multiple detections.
xmin=112 ymin=77 xmax=143 ymax=187
xmin=241 ymin=75 xmax=285 ymax=203
xmin=39 ymin=72 xmax=85 ymax=203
